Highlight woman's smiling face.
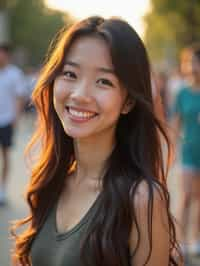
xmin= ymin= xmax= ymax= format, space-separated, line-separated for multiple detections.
xmin=53 ymin=36 xmax=129 ymax=141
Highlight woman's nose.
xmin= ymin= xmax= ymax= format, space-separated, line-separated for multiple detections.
xmin=70 ymin=81 xmax=93 ymax=103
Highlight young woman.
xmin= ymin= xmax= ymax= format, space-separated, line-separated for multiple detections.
xmin=12 ymin=16 xmax=180 ymax=266
xmin=172 ymin=45 xmax=200 ymax=255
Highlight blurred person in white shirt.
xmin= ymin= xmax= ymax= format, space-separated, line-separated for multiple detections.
xmin=0 ymin=43 xmax=26 ymax=205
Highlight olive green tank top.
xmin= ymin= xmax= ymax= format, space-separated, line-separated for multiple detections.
xmin=30 ymin=195 xmax=100 ymax=266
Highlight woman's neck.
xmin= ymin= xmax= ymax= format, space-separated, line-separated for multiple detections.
xmin=73 ymin=133 xmax=116 ymax=183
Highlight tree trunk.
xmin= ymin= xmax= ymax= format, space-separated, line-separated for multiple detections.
xmin=0 ymin=10 xmax=10 ymax=43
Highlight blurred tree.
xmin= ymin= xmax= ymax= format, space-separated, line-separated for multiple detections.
xmin=0 ymin=0 xmax=17 ymax=9
xmin=144 ymin=0 xmax=200 ymax=65
xmin=6 ymin=0 xmax=74 ymax=66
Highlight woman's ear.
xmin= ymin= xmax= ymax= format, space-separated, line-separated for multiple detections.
xmin=121 ymin=98 xmax=135 ymax=114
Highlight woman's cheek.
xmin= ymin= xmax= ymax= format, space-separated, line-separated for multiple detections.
xmin=53 ymin=79 xmax=70 ymax=101
xmin=102 ymin=90 xmax=126 ymax=109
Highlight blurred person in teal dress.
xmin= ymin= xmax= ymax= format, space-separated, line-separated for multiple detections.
xmin=172 ymin=44 xmax=200 ymax=255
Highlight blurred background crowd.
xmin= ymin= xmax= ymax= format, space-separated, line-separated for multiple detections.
xmin=0 ymin=1 xmax=200 ymax=265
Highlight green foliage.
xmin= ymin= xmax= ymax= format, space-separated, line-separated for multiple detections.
xmin=7 ymin=0 xmax=74 ymax=66
xmin=144 ymin=0 xmax=200 ymax=65
xmin=0 ymin=0 xmax=17 ymax=9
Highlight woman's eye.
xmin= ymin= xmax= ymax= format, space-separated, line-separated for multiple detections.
xmin=98 ymin=78 xmax=113 ymax=87
xmin=62 ymin=71 xmax=77 ymax=79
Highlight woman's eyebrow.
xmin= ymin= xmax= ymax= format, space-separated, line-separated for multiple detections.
xmin=98 ymin=67 xmax=115 ymax=74
xmin=64 ymin=60 xmax=115 ymax=74
xmin=64 ymin=60 xmax=80 ymax=68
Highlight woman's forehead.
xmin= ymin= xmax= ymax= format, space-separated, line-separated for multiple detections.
xmin=65 ymin=36 xmax=114 ymax=70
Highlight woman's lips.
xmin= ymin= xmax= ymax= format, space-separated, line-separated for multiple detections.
xmin=65 ymin=106 xmax=98 ymax=122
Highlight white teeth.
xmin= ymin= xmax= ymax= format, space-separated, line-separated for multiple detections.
xmin=68 ymin=107 xmax=96 ymax=119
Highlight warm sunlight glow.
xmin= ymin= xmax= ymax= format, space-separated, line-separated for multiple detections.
xmin=45 ymin=0 xmax=150 ymax=37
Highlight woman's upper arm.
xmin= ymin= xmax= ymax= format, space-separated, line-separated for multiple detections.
xmin=170 ymin=113 xmax=182 ymax=142
xmin=129 ymin=181 xmax=170 ymax=266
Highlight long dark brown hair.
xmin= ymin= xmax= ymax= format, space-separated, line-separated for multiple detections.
xmin=12 ymin=16 xmax=180 ymax=265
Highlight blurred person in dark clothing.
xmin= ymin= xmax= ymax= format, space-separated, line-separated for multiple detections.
xmin=0 ymin=44 xmax=26 ymax=205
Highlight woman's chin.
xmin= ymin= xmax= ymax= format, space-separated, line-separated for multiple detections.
xmin=63 ymin=127 xmax=95 ymax=140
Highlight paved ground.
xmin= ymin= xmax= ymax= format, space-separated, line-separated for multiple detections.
xmin=0 ymin=115 xmax=200 ymax=265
